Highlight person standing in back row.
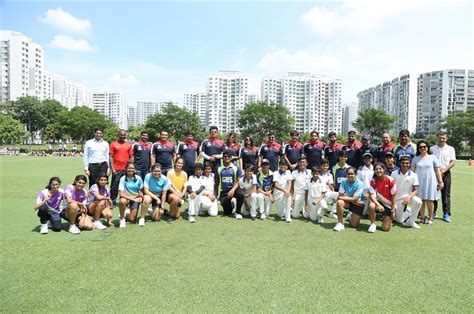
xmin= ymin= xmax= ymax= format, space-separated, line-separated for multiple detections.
xmin=258 ymin=131 xmax=281 ymax=172
xmin=303 ymin=130 xmax=325 ymax=169
xmin=176 ymin=131 xmax=199 ymax=177
xmin=83 ymin=128 xmax=110 ymax=188
xmin=132 ymin=131 xmax=152 ymax=180
xmin=282 ymin=130 xmax=303 ymax=171
xmin=151 ymin=130 xmax=175 ymax=175
xmin=200 ymin=126 xmax=224 ymax=174
xmin=109 ymin=130 xmax=133 ymax=206
xmin=430 ymin=131 xmax=456 ymax=222
xmin=342 ymin=130 xmax=362 ymax=168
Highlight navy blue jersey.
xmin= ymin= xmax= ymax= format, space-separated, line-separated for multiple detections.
xmin=177 ymin=140 xmax=199 ymax=171
xmin=376 ymin=143 xmax=395 ymax=164
xmin=342 ymin=141 xmax=361 ymax=168
xmin=216 ymin=164 xmax=242 ymax=194
xmin=394 ymin=143 xmax=417 ymax=167
xmin=332 ymin=163 xmax=350 ymax=191
xmin=222 ymin=142 xmax=240 ymax=157
xmin=239 ymin=146 xmax=258 ymax=168
xmin=151 ymin=141 xmax=175 ymax=169
xmin=282 ymin=141 xmax=303 ymax=165
xmin=303 ymin=141 xmax=325 ymax=169
xmin=258 ymin=142 xmax=282 ymax=171
xmin=358 ymin=145 xmax=377 ymax=163
xmin=324 ymin=143 xmax=343 ymax=170
xmin=257 ymin=170 xmax=273 ymax=192
xmin=386 ymin=165 xmax=400 ymax=176
xmin=200 ymin=138 xmax=224 ymax=172
xmin=133 ymin=141 xmax=152 ymax=171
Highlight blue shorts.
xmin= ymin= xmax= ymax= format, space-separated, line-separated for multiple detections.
xmin=348 ymin=203 xmax=364 ymax=216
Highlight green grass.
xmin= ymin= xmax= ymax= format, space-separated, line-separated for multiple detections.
xmin=1 ymin=156 xmax=473 ymax=312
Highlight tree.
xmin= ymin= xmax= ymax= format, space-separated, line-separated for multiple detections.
xmin=144 ymin=103 xmax=204 ymax=142
xmin=0 ymin=114 xmax=28 ymax=145
xmin=41 ymin=99 xmax=67 ymax=126
xmin=440 ymin=108 xmax=474 ymax=157
xmin=237 ymin=101 xmax=295 ymax=143
xmin=353 ymin=109 xmax=395 ymax=139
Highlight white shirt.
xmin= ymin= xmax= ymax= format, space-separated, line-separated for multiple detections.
xmin=291 ymin=168 xmax=312 ymax=194
xmin=430 ymin=144 xmax=456 ymax=169
xmin=391 ymin=169 xmax=419 ymax=201
xmin=273 ymin=170 xmax=292 ymax=200
xmin=357 ymin=164 xmax=374 ymax=190
xmin=306 ymin=178 xmax=327 ymax=199
xmin=239 ymin=174 xmax=258 ymax=194
xmin=83 ymin=138 xmax=110 ymax=168
xmin=319 ymin=172 xmax=334 ymax=187
xmin=201 ymin=173 xmax=215 ymax=193
xmin=187 ymin=175 xmax=203 ymax=192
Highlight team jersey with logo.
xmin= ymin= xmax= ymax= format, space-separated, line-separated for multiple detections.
xmin=324 ymin=143 xmax=343 ymax=169
xmin=258 ymin=142 xmax=282 ymax=171
xmin=332 ymin=163 xmax=351 ymax=191
xmin=151 ymin=140 xmax=175 ymax=169
xmin=303 ymin=141 xmax=325 ymax=169
xmin=291 ymin=168 xmax=312 ymax=194
xmin=391 ymin=169 xmax=419 ymax=201
xmin=216 ymin=165 xmax=242 ymax=193
xmin=239 ymin=174 xmax=258 ymax=194
xmin=187 ymin=175 xmax=204 ymax=192
xmin=64 ymin=184 xmax=87 ymax=203
xmin=319 ymin=172 xmax=334 ymax=187
xmin=369 ymin=175 xmax=397 ymax=209
xmin=257 ymin=170 xmax=273 ymax=192
xmin=376 ymin=143 xmax=395 ymax=163
xmin=358 ymin=145 xmax=377 ymax=163
xmin=133 ymin=141 xmax=152 ymax=171
xmin=177 ymin=140 xmax=199 ymax=171
xmin=394 ymin=143 xmax=416 ymax=166
xmin=386 ymin=165 xmax=400 ymax=176
xmin=110 ymin=141 xmax=132 ymax=171
xmin=239 ymin=146 xmax=258 ymax=169
xmin=222 ymin=142 xmax=240 ymax=158
xmin=144 ymin=173 xmax=170 ymax=194
xmin=306 ymin=177 xmax=327 ymax=199
xmin=88 ymin=184 xmax=110 ymax=203
xmin=36 ymin=188 xmax=65 ymax=212
xmin=119 ymin=175 xmax=144 ymax=196
xmin=282 ymin=141 xmax=303 ymax=165
xmin=342 ymin=141 xmax=362 ymax=168
xmin=200 ymin=138 xmax=224 ymax=171
xmin=339 ymin=178 xmax=365 ymax=205
xmin=272 ymin=169 xmax=292 ymax=201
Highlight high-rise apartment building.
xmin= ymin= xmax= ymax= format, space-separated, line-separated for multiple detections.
xmin=261 ymin=72 xmax=342 ymax=134
xmin=342 ymin=102 xmax=358 ymax=134
xmin=205 ymin=71 xmax=248 ymax=132
xmin=417 ymin=69 xmax=474 ymax=135
xmin=128 ymin=105 xmax=137 ymax=128
xmin=93 ymin=91 xmax=127 ymax=129
xmin=357 ymin=73 xmax=418 ymax=133
xmin=0 ymin=30 xmax=45 ymax=101
xmin=183 ymin=93 xmax=207 ymax=126
xmin=43 ymin=71 xmax=92 ymax=109
xmin=135 ymin=100 xmax=166 ymax=126
xmin=246 ymin=94 xmax=260 ymax=104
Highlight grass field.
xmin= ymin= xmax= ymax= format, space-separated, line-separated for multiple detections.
xmin=1 ymin=156 xmax=473 ymax=312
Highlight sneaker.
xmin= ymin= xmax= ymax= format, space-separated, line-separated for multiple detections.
xmin=345 ymin=212 xmax=352 ymax=221
xmin=166 ymin=216 xmax=174 ymax=224
xmin=138 ymin=217 xmax=145 ymax=227
xmin=368 ymin=223 xmax=377 ymax=233
xmin=251 ymin=215 xmax=257 ymax=220
xmin=405 ymin=220 xmax=421 ymax=229
xmin=260 ymin=213 xmax=267 ymax=220
xmin=330 ymin=211 xmax=338 ymax=219
xmin=40 ymin=223 xmax=48 ymax=234
xmin=188 ymin=215 xmax=196 ymax=223
xmin=119 ymin=218 xmax=126 ymax=228
xmin=285 ymin=216 xmax=292 ymax=223
xmin=443 ymin=213 xmax=451 ymax=222
xmin=317 ymin=216 xmax=323 ymax=224
xmin=69 ymin=224 xmax=81 ymax=234
xmin=333 ymin=223 xmax=345 ymax=231
xmin=93 ymin=220 xmax=107 ymax=230
xmin=235 ymin=213 xmax=243 ymax=220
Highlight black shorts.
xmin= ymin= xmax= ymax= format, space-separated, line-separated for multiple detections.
xmin=348 ymin=203 xmax=364 ymax=216
xmin=377 ymin=204 xmax=392 ymax=217
xmin=166 ymin=191 xmax=182 ymax=207
xmin=151 ymin=196 xmax=162 ymax=208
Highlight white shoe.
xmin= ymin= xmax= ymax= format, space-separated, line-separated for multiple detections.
xmin=333 ymin=223 xmax=345 ymax=231
xmin=40 ymin=223 xmax=48 ymax=234
xmin=235 ymin=213 xmax=243 ymax=220
xmin=330 ymin=211 xmax=338 ymax=219
xmin=405 ymin=220 xmax=421 ymax=229
xmin=69 ymin=224 xmax=81 ymax=234
xmin=147 ymin=208 xmax=153 ymax=216
xmin=317 ymin=216 xmax=323 ymax=224
xmin=93 ymin=220 xmax=107 ymax=230
xmin=188 ymin=216 xmax=196 ymax=223
xmin=119 ymin=218 xmax=126 ymax=228
xmin=260 ymin=213 xmax=267 ymax=220
xmin=138 ymin=217 xmax=145 ymax=227
xmin=285 ymin=216 xmax=292 ymax=223
xmin=345 ymin=212 xmax=352 ymax=221
xmin=368 ymin=223 xmax=377 ymax=233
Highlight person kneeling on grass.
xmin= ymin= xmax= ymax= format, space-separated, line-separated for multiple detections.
xmin=139 ymin=163 xmax=170 ymax=227
xmin=34 ymin=177 xmax=65 ymax=234
xmin=256 ymin=159 xmax=273 ymax=219
xmin=217 ymin=151 xmax=245 ymax=219
xmin=187 ymin=163 xmax=218 ymax=223
xmin=367 ymin=162 xmax=397 ymax=233
xmin=239 ymin=164 xmax=260 ymax=220
xmin=305 ymin=166 xmax=328 ymax=223
xmin=273 ymin=160 xmax=293 ymax=223
xmin=118 ymin=162 xmax=144 ymax=228
xmin=333 ymin=167 xmax=365 ymax=232
xmin=87 ymin=173 xmax=112 ymax=229
xmin=62 ymin=175 xmax=93 ymax=234
xmin=166 ymin=157 xmax=188 ymax=224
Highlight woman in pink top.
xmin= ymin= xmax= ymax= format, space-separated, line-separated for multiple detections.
xmin=63 ymin=175 xmax=93 ymax=234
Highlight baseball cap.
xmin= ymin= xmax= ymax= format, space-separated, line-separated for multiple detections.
xmin=361 ymin=134 xmax=371 ymax=141
xmin=261 ymin=159 xmax=270 ymax=164
xmin=363 ymin=152 xmax=373 ymax=158
xmin=385 ymin=151 xmax=395 ymax=158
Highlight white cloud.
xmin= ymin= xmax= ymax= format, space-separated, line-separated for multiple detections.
xmin=39 ymin=7 xmax=92 ymax=34
xmin=110 ymin=74 xmax=139 ymax=86
xmin=49 ymin=35 xmax=95 ymax=52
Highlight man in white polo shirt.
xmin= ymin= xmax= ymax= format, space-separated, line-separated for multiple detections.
xmin=391 ymin=156 xmax=422 ymax=229
xmin=430 ymin=131 xmax=456 ymax=222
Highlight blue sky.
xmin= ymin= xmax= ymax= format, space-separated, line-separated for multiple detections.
xmin=2 ymin=0 xmax=472 ymax=106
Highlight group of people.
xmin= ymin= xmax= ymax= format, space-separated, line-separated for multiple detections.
xmin=34 ymin=126 xmax=456 ymax=234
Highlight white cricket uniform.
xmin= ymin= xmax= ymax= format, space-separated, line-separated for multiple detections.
xmin=291 ymin=168 xmax=312 ymax=218
xmin=239 ymin=174 xmax=259 ymax=218
xmin=273 ymin=170 xmax=292 ymax=219
xmin=391 ymin=169 xmax=422 ymax=224
xmin=356 ymin=164 xmax=374 ymax=215
xmin=256 ymin=170 xmax=273 ymax=216
xmin=188 ymin=174 xmax=218 ymax=217
xmin=306 ymin=178 xmax=328 ymax=221
xmin=320 ymin=171 xmax=339 ymax=204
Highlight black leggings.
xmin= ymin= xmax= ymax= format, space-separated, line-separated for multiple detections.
xmin=220 ymin=188 xmax=245 ymax=215
xmin=37 ymin=206 xmax=62 ymax=231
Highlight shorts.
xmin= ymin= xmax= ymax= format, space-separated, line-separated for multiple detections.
xmin=151 ymin=196 xmax=162 ymax=209
xmin=377 ymin=204 xmax=392 ymax=217
xmin=166 ymin=191 xmax=182 ymax=207
xmin=348 ymin=203 xmax=364 ymax=216
xmin=128 ymin=201 xmax=139 ymax=209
